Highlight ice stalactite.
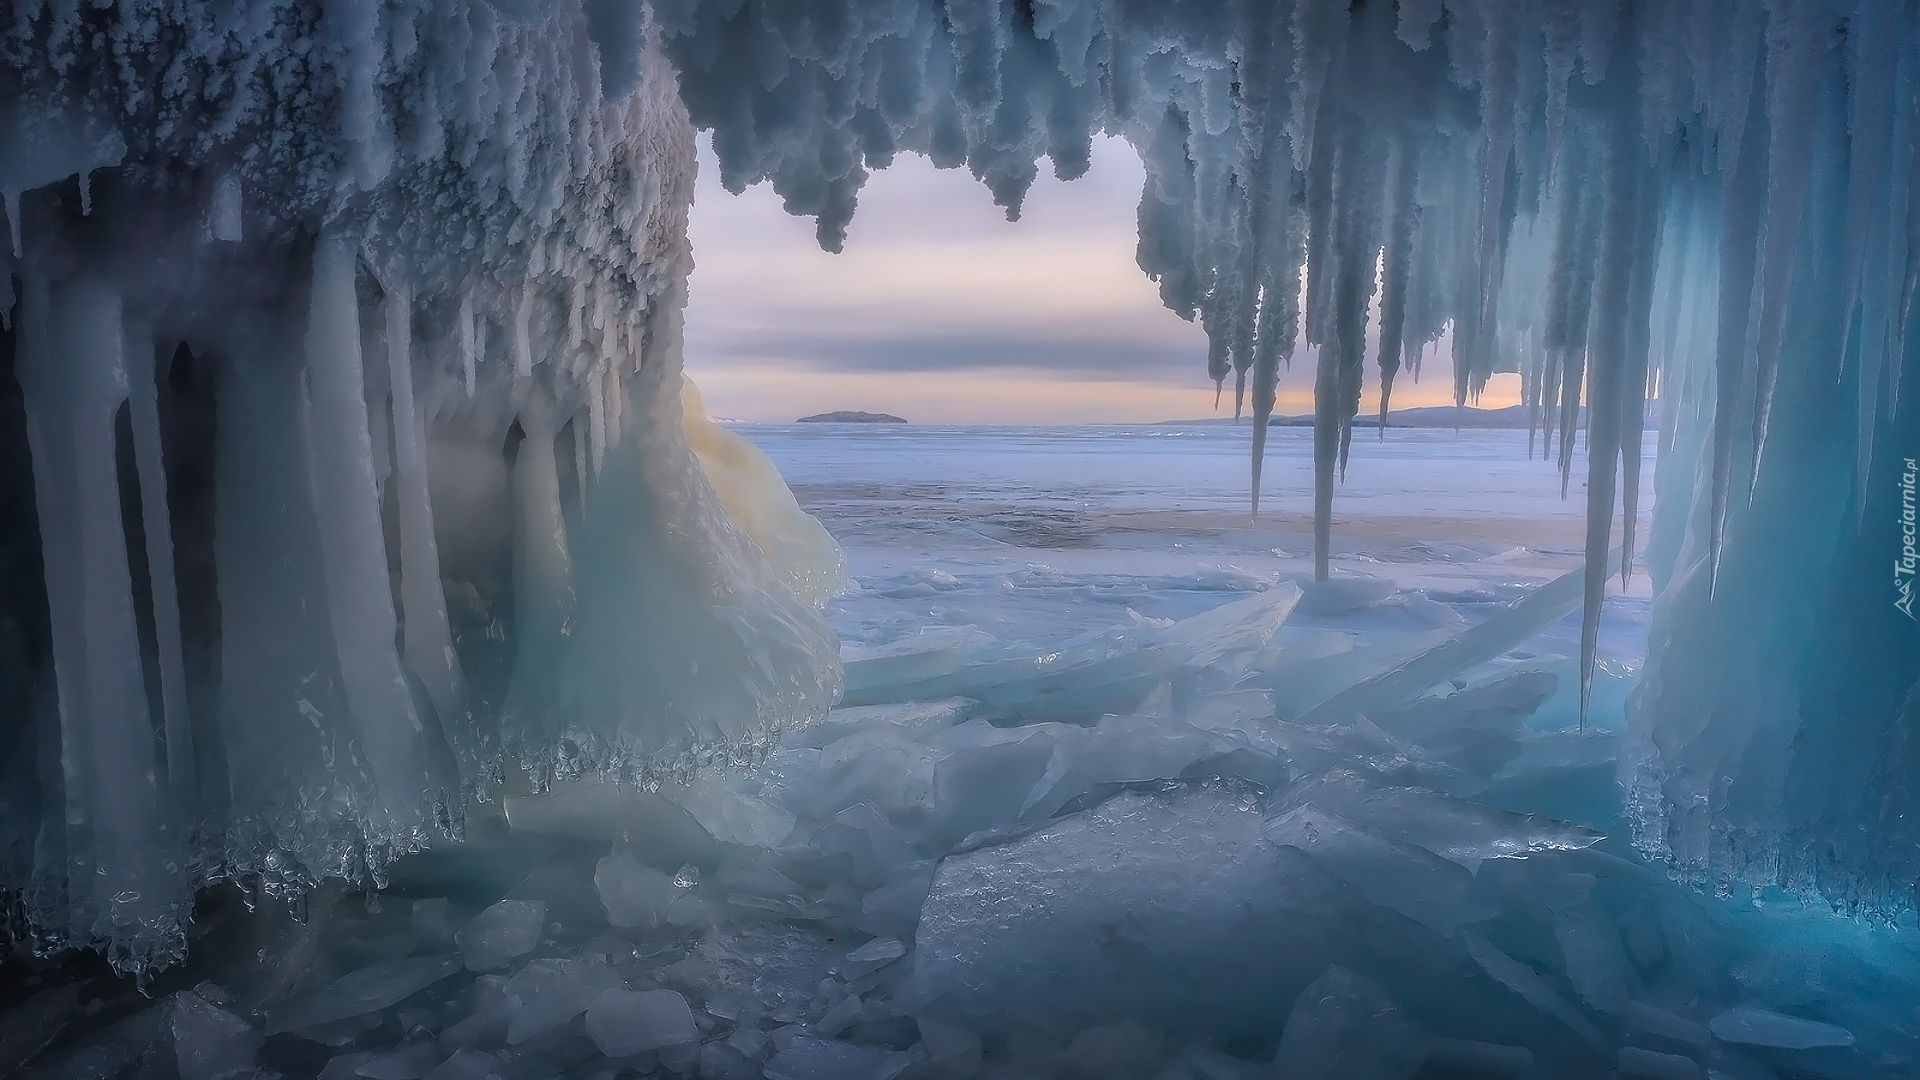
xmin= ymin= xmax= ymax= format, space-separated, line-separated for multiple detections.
xmin=16 ymin=275 xmax=180 ymax=972
xmin=304 ymin=233 xmax=442 ymax=856
xmin=124 ymin=320 xmax=193 ymax=798
xmin=653 ymin=0 xmax=1920 ymax=912
xmin=382 ymin=277 xmax=478 ymax=785
xmin=502 ymin=403 xmax=577 ymax=762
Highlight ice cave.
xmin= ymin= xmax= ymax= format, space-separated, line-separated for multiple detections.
xmin=1 ymin=0 xmax=1918 ymax=1078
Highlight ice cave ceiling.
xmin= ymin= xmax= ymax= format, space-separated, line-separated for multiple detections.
xmin=0 ymin=0 xmax=1917 ymax=981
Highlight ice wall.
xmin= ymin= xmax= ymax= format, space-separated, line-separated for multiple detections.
xmin=648 ymin=0 xmax=1920 ymax=911
xmin=0 ymin=3 xmax=838 ymax=973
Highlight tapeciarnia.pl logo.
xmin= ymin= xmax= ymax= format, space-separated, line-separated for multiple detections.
xmin=1900 ymin=457 xmax=1918 ymax=621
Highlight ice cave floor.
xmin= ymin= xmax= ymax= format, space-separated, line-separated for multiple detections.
xmin=4 ymin=425 xmax=1913 ymax=1080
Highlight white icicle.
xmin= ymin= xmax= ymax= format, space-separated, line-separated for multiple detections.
xmin=588 ymin=361 xmax=608 ymax=476
xmin=302 ymin=233 xmax=432 ymax=831
xmin=504 ymin=404 xmax=575 ymax=731
xmin=384 ymin=279 xmax=474 ymax=776
xmin=574 ymin=410 xmax=590 ymax=515
xmin=513 ymin=288 xmax=534 ymax=377
xmin=123 ymin=324 xmax=195 ymax=798
xmin=18 ymin=274 xmax=178 ymax=969
xmin=4 ymin=186 xmax=20 ymax=258
xmin=458 ymin=293 xmax=477 ymax=395
xmin=210 ymin=172 xmax=243 ymax=242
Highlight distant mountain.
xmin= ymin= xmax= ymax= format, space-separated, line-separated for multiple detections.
xmin=796 ymin=410 xmax=908 ymax=423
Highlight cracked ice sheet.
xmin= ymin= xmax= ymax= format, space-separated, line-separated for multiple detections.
xmin=731 ymin=422 xmax=1654 ymax=665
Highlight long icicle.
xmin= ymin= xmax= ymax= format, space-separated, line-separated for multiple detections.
xmin=384 ymin=277 xmax=478 ymax=783
xmin=303 ymin=232 xmax=431 ymax=848
xmin=123 ymin=324 xmax=195 ymax=799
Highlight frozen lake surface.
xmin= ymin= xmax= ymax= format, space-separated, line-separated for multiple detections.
xmin=743 ymin=422 xmax=1655 ymax=691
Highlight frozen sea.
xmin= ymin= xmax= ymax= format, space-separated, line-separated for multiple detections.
xmin=739 ymin=421 xmax=1656 ymax=717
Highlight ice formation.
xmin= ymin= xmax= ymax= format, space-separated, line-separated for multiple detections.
xmin=3 ymin=0 xmax=1920 ymax=1077
xmin=0 ymin=2 xmax=840 ymax=973
xmin=647 ymin=0 xmax=1920 ymax=911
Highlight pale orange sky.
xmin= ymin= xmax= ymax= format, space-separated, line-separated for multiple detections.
xmin=682 ymin=135 xmax=1517 ymax=424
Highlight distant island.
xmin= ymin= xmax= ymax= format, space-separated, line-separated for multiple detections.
xmin=796 ymin=411 xmax=908 ymax=423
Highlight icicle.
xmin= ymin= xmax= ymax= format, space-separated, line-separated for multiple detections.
xmin=1208 ymin=328 xmax=1228 ymax=407
xmin=4 ymin=186 xmax=20 ymax=258
xmin=1312 ymin=323 xmax=1339 ymax=582
xmin=1615 ymin=180 xmax=1665 ymax=590
xmin=459 ymin=292 xmax=478 ymax=395
xmin=17 ymin=274 xmax=178 ymax=971
xmin=588 ymin=361 xmax=607 ymax=476
xmin=1838 ymin=0 xmax=1905 ymax=500
xmin=302 ymin=232 xmax=432 ymax=833
xmin=1575 ymin=135 xmax=1640 ymax=726
xmin=1708 ymin=99 xmax=1769 ymax=585
xmin=513 ymin=288 xmax=534 ymax=377
xmin=568 ymin=280 xmax=585 ymax=351
xmin=574 ymin=409 xmax=590 ymax=515
xmin=1249 ymin=302 xmax=1281 ymax=520
xmin=384 ymin=278 xmax=476 ymax=781
xmin=1375 ymin=138 xmax=1419 ymax=431
xmin=503 ymin=404 xmax=575 ymax=733
xmin=603 ymin=361 xmax=623 ymax=454
xmin=1747 ymin=0 xmax=1822 ymax=470
xmin=210 ymin=172 xmax=243 ymax=242
xmin=123 ymin=325 xmax=195 ymax=798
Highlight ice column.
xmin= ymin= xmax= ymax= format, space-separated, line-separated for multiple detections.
xmin=383 ymin=279 xmax=479 ymax=784
xmin=16 ymin=276 xmax=181 ymax=970
xmin=302 ymin=235 xmax=437 ymax=854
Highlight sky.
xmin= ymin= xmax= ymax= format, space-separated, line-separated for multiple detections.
xmin=682 ymin=134 xmax=1518 ymax=424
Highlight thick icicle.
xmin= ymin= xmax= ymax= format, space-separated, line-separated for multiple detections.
xmin=16 ymin=275 xmax=179 ymax=970
xmin=503 ymin=405 xmax=577 ymax=752
xmin=122 ymin=324 xmax=194 ymax=798
xmin=383 ymin=279 xmax=477 ymax=783
xmin=302 ymin=234 xmax=437 ymax=849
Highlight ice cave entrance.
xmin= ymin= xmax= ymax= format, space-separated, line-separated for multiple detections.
xmin=3 ymin=3 xmax=1920 ymax=1080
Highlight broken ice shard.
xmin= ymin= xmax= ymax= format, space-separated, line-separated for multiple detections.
xmin=1271 ymin=966 xmax=1428 ymax=1080
xmin=585 ymin=988 xmax=699 ymax=1057
xmin=455 ymin=900 xmax=546 ymax=972
xmin=1708 ymin=1006 xmax=1856 ymax=1050
xmin=267 ymin=956 xmax=464 ymax=1035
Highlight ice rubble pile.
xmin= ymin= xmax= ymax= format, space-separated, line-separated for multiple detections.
xmin=650 ymin=0 xmax=1920 ymax=911
xmin=11 ymin=578 xmax=1908 ymax=1080
xmin=0 ymin=3 xmax=839 ymax=975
